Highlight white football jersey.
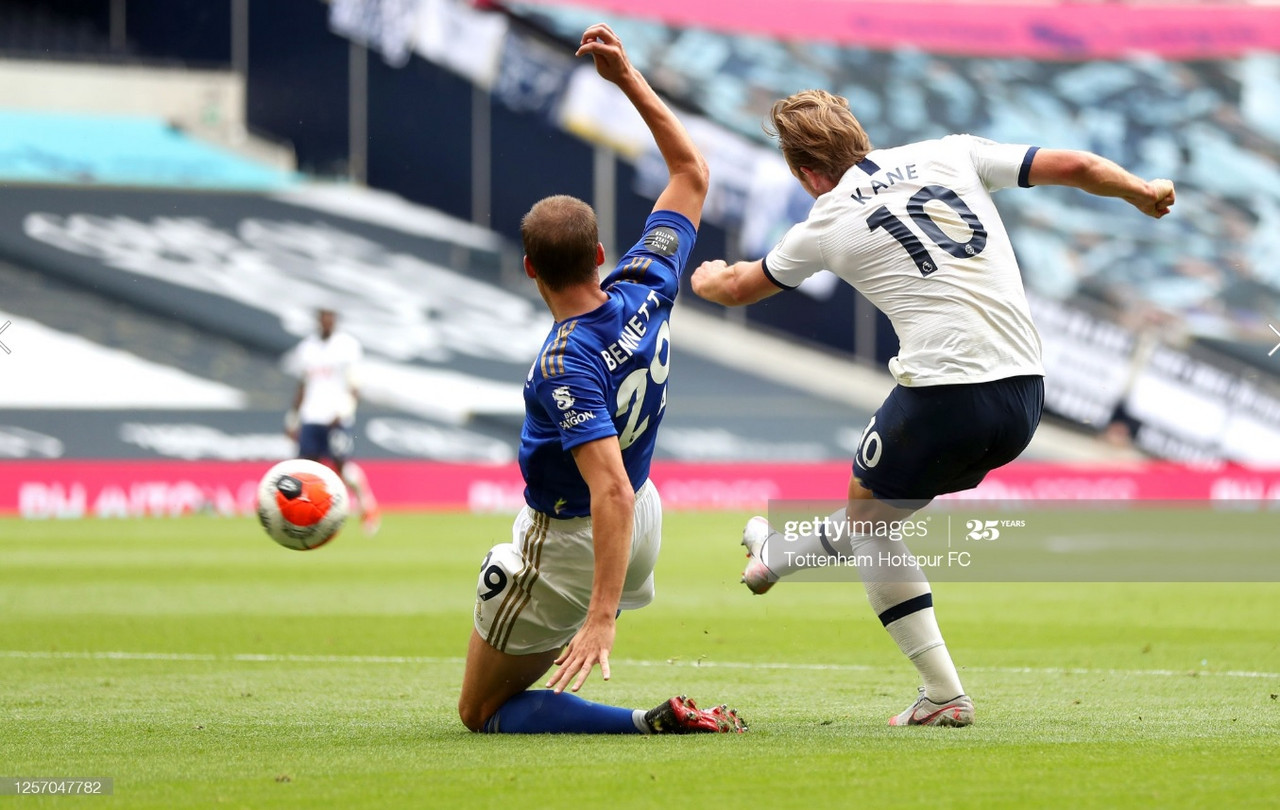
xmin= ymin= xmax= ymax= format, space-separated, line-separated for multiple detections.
xmin=288 ymin=332 xmax=363 ymax=424
xmin=765 ymin=135 xmax=1045 ymax=387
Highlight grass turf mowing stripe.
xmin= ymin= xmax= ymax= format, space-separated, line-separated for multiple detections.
xmin=4 ymin=649 xmax=1276 ymax=679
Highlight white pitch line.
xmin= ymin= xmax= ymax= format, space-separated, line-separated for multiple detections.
xmin=2 ymin=650 xmax=1276 ymax=680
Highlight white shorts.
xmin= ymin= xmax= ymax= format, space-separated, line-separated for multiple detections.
xmin=473 ymin=479 xmax=662 ymax=655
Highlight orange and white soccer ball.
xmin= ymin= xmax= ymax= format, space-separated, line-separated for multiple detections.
xmin=256 ymin=459 xmax=349 ymax=550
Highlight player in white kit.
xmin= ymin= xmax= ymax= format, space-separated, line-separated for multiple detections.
xmin=284 ymin=308 xmax=380 ymax=535
xmin=692 ymin=89 xmax=1174 ymax=726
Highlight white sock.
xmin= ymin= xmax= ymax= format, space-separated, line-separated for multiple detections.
xmin=756 ymin=508 xmax=850 ymax=577
xmin=757 ymin=512 xmax=965 ymax=701
xmin=861 ymin=543 xmax=964 ymax=702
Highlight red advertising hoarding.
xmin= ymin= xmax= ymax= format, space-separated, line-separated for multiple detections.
xmin=4 ymin=459 xmax=1280 ymax=518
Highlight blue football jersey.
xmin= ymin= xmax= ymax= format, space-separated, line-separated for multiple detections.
xmin=519 ymin=210 xmax=697 ymax=517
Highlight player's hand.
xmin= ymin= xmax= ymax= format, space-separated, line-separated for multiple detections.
xmin=1141 ymin=178 xmax=1175 ymax=219
xmin=576 ymin=23 xmax=633 ymax=86
xmin=284 ymin=409 xmax=301 ymax=441
xmin=546 ymin=614 xmax=616 ymax=693
xmin=690 ymin=259 xmax=727 ymax=301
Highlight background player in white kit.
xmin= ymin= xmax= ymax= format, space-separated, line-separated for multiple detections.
xmin=692 ymin=89 xmax=1175 ymax=726
xmin=284 ymin=308 xmax=380 ymax=536
xmin=456 ymin=23 xmax=744 ymax=735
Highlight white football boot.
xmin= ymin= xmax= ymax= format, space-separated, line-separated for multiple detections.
xmin=741 ymin=516 xmax=779 ymax=595
xmin=888 ymin=687 xmax=975 ymax=727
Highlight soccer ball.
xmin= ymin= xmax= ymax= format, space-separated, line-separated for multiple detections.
xmin=256 ymin=459 xmax=349 ymax=550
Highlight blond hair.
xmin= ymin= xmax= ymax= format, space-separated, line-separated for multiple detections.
xmin=767 ymin=90 xmax=872 ymax=182
xmin=521 ymin=195 xmax=599 ymax=292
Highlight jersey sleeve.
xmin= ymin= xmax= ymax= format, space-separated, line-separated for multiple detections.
xmin=533 ymin=353 xmax=617 ymax=452
xmin=958 ymin=134 xmax=1040 ymax=192
xmin=762 ymin=216 xmax=826 ymax=290
xmin=602 ymin=210 xmax=698 ymax=300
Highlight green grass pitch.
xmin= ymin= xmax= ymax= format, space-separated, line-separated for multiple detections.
xmin=2 ymin=511 xmax=1278 ymax=808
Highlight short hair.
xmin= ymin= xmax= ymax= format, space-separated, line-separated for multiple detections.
xmin=767 ymin=90 xmax=872 ymax=182
xmin=521 ymin=195 xmax=599 ymax=292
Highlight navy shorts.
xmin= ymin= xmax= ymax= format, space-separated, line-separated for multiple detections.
xmin=852 ymin=375 xmax=1044 ymax=506
xmin=297 ymin=423 xmax=354 ymax=465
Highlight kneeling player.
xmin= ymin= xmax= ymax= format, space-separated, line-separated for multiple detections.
xmin=457 ymin=24 xmax=744 ymax=735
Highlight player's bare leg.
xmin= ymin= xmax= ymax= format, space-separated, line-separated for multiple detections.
xmin=457 ymin=630 xmax=744 ymax=733
xmin=458 ymin=629 xmax=562 ymax=731
xmin=337 ymin=460 xmax=380 ymax=536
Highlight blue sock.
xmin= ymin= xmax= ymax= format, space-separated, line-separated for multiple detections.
xmin=482 ymin=690 xmax=646 ymax=734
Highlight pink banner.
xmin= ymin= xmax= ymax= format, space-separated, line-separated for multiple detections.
xmin=509 ymin=1 xmax=1280 ymax=59
xmin=3 ymin=459 xmax=1280 ymax=518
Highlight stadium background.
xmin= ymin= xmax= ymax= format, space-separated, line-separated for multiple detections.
xmin=2 ymin=0 xmax=1279 ymax=518
xmin=3 ymin=3 xmax=1280 ymax=808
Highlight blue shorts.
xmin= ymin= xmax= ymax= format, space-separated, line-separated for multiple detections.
xmin=297 ymin=423 xmax=354 ymax=465
xmin=852 ymin=375 xmax=1044 ymax=507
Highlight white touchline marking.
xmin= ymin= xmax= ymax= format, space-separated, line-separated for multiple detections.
xmin=1 ymin=650 xmax=1276 ymax=680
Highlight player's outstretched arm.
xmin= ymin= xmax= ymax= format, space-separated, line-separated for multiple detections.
xmin=577 ymin=23 xmax=708 ymax=227
xmin=691 ymin=258 xmax=784 ymax=307
xmin=1028 ymin=149 xmax=1175 ymax=219
xmin=545 ymin=436 xmax=634 ymax=694
xmin=285 ymin=381 xmax=305 ymax=440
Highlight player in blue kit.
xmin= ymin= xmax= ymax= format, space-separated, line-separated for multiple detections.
xmin=457 ymin=23 xmax=745 ymax=735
